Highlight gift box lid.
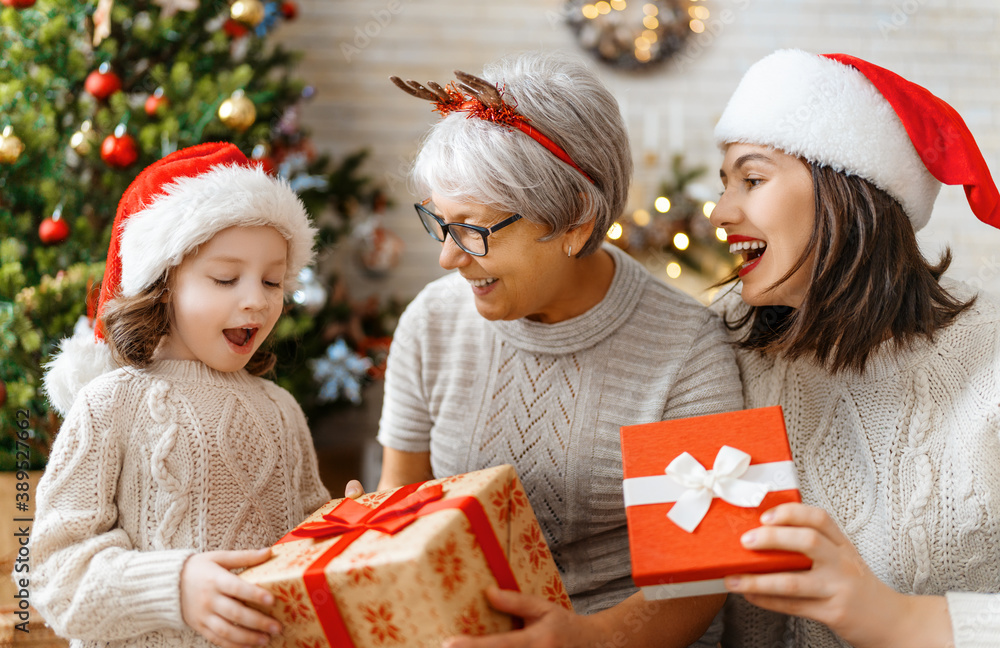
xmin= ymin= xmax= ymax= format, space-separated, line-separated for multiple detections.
xmin=620 ymin=406 xmax=812 ymax=590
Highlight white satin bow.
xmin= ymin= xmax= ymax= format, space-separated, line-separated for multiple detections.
xmin=665 ymin=445 xmax=770 ymax=533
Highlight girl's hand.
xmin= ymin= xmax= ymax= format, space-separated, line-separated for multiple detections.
xmin=180 ymin=548 xmax=282 ymax=648
xmin=725 ymin=503 xmax=952 ymax=648
xmin=442 ymin=588 xmax=599 ymax=648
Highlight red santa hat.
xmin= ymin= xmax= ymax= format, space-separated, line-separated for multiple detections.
xmin=44 ymin=142 xmax=316 ymax=415
xmin=714 ymin=49 xmax=999 ymax=232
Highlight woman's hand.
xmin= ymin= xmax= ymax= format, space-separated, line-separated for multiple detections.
xmin=441 ymin=588 xmax=600 ymax=648
xmin=344 ymin=480 xmax=365 ymax=499
xmin=725 ymin=503 xmax=952 ymax=648
xmin=180 ymin=548 xmax=281 ymax=648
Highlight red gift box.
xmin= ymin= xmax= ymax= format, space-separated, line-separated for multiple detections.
xmin=620 ymin=406 xmax=812 ymax=599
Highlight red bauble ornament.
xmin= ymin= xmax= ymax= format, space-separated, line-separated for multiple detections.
xmin=223 ymin=18 xmax=249 ymax=38
xmin=280 ymin=1 xmax=297 ymax=19
xmin=101 ymin=132 xmax=138 ymax=168
xmin=145 ymin=88 xmax=169 ymax=117
xmin=0 ymin=0 xmax=36 ymax=8
xmin=39 ymin=216 xmax=70 ymax=245
xmin=84 ymin=64 xmax=122 ymax=101
xmin=0 ymin=379 xmax=6 ymax=408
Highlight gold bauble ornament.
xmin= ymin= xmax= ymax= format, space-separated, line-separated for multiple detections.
xmin=70 ymin=120 xmax=97 ymax=155
xmin=218 ymin=90 xmax=257 ymax=132
xmin=0 ymin=125 xmax=25 ymax=164
xmin=230 ymin=0 xmax=265 ymax=26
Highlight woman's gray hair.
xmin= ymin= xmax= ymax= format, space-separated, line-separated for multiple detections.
xmin=412 ymin=51 xmax=632 ymax=257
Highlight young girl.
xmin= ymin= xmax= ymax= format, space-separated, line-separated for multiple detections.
xmin=34 ymin=142 xmax=331 ymax=648
xmin=710 ymin=50 xmax=1000 ymax=647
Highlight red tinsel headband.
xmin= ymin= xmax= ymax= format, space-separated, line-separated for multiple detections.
xmin=391 ymin=70 xmax=596 ymax=185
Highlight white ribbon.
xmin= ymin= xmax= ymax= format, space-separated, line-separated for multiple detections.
xmin=623 ymin=445 xmax=798 ymax=534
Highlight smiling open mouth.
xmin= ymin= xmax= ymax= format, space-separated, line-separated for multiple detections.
xmin=729 ymin=240 xmax=767 ymax=276
xmin=223 ymin=327 xmax=257 ymax=347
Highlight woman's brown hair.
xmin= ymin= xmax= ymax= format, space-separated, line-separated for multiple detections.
xmin=723 ymin=162 xmax=974 ymax=373
xmin=100 ymin=271 xmax=276 ymax=377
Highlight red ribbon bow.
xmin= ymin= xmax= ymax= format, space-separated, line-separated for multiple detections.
xmin=291 ymin=483 xmax=445 ymax=540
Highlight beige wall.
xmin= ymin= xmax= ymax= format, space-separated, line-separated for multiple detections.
xmin=276 ymin=0 xmax=1000 ymax=301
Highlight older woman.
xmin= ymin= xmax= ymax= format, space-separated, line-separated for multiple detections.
xmin=710 ymin=50 xmax=1000 ymax=647
xmin=364 ymin=52 xmax=744 ymax=648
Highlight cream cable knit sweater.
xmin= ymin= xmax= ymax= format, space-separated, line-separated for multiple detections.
xmin=378 ymin=244 xmax=745 ymax=616
xmin=30 ymin=360 xmax=331 ymax=648
xmin=715 ymin=280 xmax=1000 ymax=648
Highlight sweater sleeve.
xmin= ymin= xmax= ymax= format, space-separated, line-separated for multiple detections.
xmin=662 ymin=309 xmax=745 ymax=419
xmin=285 ymin=392 xmax=332 ymax=515
xmin=31 ymin=392 xmax=194 ymax=641
xmin=946 ymin=592 xmax=1000 ymax=648
xmin=377 ymin=294 xmax=433 ymax=453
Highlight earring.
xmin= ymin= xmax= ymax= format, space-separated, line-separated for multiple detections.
xmin=567 ymin=246 xmax=573 ymax=258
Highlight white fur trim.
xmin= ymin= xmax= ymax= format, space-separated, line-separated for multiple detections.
xmin=714 ymin=49 xmax=940 ymax=230
xmin=119 ymin=164 xmax=316 ymax=296
xmin=43 ymin=316 xmax=118 ymax=416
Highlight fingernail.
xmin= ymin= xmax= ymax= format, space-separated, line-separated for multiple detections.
xmin=346 ymin=485 xmax=361 ymax=497
xmin=725 ymin=576 xmax=741 ymax=590
xmin=760 ymin=510 xmax=775 ymax=523
xmin=741 ymin=530 xmax=757 ymax=546
xmin=270 ymin=624 xmax=281 ymax=635
xmin=263 ymin=594 xmax=274 ymax=605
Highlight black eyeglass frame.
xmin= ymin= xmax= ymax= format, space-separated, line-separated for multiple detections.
xmin=414 ymin=200 xmax=523 ymax=257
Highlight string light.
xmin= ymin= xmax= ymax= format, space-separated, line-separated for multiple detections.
xmin=673 ymin=232 xmax=690 ymax=250
xmin=715 ymin=228 xmax=728 ymax=241
xmin=654 ymin=196 xmax=671 ymax=213
xmin=702 ymin=201 xmax=716 ymax=217
xmin=607 ymin=222 xmax=624 ymax=239
xmin=632 ymin=209 xmax=651 ymax=226
xmin=666 ymin=262 xmax=682 ymax=278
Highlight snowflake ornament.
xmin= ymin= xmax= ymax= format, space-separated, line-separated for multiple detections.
xmin=310 ymin=338 xmax=373 ymax=404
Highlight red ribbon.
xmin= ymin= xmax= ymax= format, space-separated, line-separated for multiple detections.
xmin=278 ymin=482 xmax=522 ymax=646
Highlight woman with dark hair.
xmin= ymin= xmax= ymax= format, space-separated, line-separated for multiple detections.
xmin=359 ymin=52 xmax=744 ymax=647
xmin=710 ymin=49 xmax=1000 ymax=647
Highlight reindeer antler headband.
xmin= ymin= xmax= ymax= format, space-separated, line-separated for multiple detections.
xmin=391 ymin=70 xmax=595 ymax=185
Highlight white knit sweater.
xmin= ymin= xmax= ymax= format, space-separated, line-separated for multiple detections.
xmin=378 ymin=244 xmax=745 ymax=616
xmin=715 ymin=280 xmax=1000 ymax=648
xmin=30 ymin=360 xmax=331 ymax=647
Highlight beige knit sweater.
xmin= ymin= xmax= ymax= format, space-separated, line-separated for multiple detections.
xmin=715 ymin=280 xmax=1000 ymax=648
xmin=30 ymin=359 xmax=331 ymax=647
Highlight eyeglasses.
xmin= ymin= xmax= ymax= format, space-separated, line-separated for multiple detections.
xmin=414 ymin=199 xmax=522 ymax=257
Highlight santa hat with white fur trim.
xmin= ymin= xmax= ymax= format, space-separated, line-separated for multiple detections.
xmin=43 ymin=142 xmax=316 ymax=415
xmin=714 ymin=49 xmax=999 ymax=231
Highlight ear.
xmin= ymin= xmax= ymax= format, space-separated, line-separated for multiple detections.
xmin=564 ymin=192 xmax=598 ymax=256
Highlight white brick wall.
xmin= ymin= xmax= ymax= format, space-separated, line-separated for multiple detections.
xmin=276 ymin=0 xmax=1000 ymax=302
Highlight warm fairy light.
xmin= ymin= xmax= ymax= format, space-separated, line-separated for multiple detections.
xmin=666 ymin=262 xmax=682 ymax=278
xmin=643 ymin=3 xmax=658 ymax=16
xmin=715 ymin=227 xmax=728 ymax=241
xmin=596 ymin=1 xmax=612 ymax=14
xmin=673 ymin=232 xmax=690 ymax=250
xmin=635 ymin=49 xmax=652 ymax=62
xmin=643 ymin=15 xmax=659 ymax=29
xmin=611 ymin=0 xmax=626 ymax=9
xmin=689 ymin=5 xmax=710 ymax=19
xmin=635 ymin=36 xmax=651 ymax=51
xmin=702 ymin=200 xmax=716 ymax=217
xmin=607 ymin=222 xmax=624 ymax=239
xmin=654 ymin=196 xmax=671 ymax=213
xmin=642 ymin=29 xmax=658 ymax=42
xmin=582 ymin=4 xmax=599 ymax=19
xmin=690 ymin=19 xmax=705 ymax=33
xmin=632 ymin=209 xmax=651 ymax=226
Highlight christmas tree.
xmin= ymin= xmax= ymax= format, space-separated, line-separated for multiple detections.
xmin=0 ymin=0 xmax=396 ymax=470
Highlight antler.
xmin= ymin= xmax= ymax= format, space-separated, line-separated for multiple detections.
xmin=454 ymin=70 xmax=502 ymax=107
xmin=389 ymin=76 xmax=453 ymax=104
